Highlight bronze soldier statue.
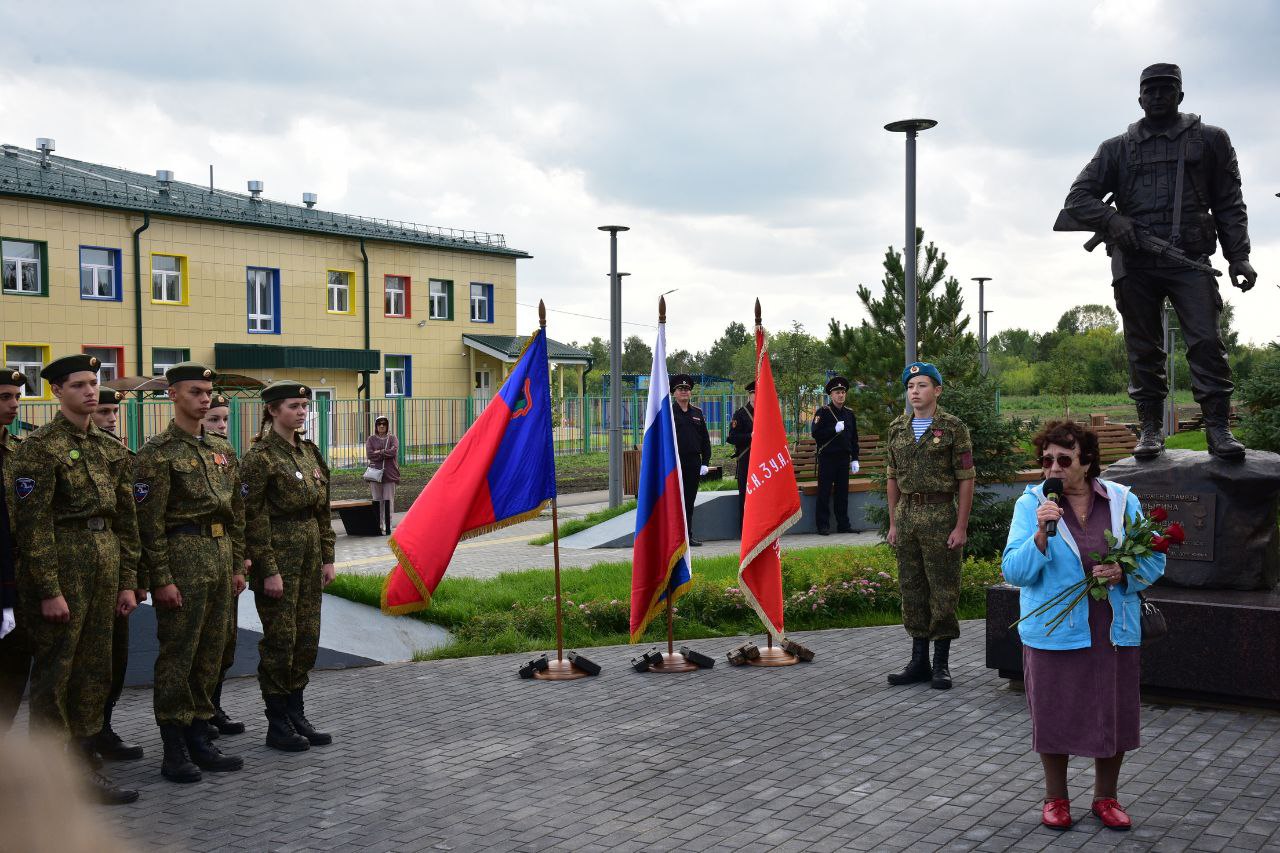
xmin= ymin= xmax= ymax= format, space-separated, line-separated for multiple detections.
xmin=1059 ymin=63 xmax=1258 ymax=460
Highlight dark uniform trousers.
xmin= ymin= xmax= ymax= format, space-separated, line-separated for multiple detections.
xmin=816 ymin=454 xmax=852 ymax=532
xmin=679 ymin=456 xmax=701 ymax=537
xmin=736 ymin=455 xmax=750 ymax=523
xmin=0 ymin=623 xmax=32 ymax=727
xmin=1115 ymin=265 xmax=1233 ymax=403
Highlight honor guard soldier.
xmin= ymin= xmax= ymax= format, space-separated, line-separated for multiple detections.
xmin=134 ymin=363 xmax=245 ymax=782
xmin=670 ymin=374 xmax=711 ymax=546
xmin=200 ymin=393 xmax=248 ymax=736
xmin=88 ymin=387 xmax=145 ymax=762
xmin=810 ymin=376 xmax=860 ymax=535
xmin=885 ymin=362 xmax=975 ymax=690
xmin=727 ymin=381 xmax=756 ymax=526
xmin=0 ymin=369 xmax=31 ymax=730
xmin=10 ymin=354 xmax=140 ymax=804
xmin=242 ymin=381 xmax=335 ymax=752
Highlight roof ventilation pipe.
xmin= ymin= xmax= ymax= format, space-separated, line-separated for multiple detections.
xmin=303 ymin=192 xmax=317 ymax=208
xmin=156 ymin=170 xmax=174 ymax=194
xmin=247 ymin=180 xmax=263 ymax=200
xmin=36 ymin=137 xmax=55 ymax=167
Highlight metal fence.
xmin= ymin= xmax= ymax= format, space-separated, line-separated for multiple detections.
xmin=7 ymin=392 xmax=830 ymax=470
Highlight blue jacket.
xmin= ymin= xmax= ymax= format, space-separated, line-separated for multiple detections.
xmin=1001 ymin=478 xmax=1165 ymax=650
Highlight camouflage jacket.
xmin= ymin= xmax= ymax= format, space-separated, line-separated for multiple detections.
xmin=1 ymin=430 xmax=21 ymax=609
xmin=134 ymin=420 xmax=246 ymax=589
xmin=241 ymin=429 xmax=335 ymax=582
xmin=885 ymin=408 xmax=976 ymax=494
xmin=10 ymin=412 xmax=140 ymax=598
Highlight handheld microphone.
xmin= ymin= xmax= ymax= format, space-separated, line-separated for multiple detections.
xmin=1043 ymin=477 xmax=1064 ymax=538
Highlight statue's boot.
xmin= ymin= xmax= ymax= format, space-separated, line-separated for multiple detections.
xmin=1202 ymin=397 xmax=1246 ymax=461
xmin=1133 ymin=401 xmax=1165 ymax=460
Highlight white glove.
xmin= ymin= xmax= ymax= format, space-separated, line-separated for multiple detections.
xmin=850 ymin=461 xmax=860 ymax=475
xmin=835 ymin=421 xmax=845 ymax=433
xmin=0 ymin=608 xmax=14 ymax=640
xmin=699 ymin=465 xmax=709 ymax=476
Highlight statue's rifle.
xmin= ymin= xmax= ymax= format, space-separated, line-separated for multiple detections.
xmin=1054 ymin=199 xmax=1221 ymax=277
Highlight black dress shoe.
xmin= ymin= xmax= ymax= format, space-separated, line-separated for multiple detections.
xmin=836 ymin=527 xmax=853 ymax=534
xmin=689 ymin=538 xmax=704 ymax=547
xmin=816 ymin=529 xmax=830 ymax=536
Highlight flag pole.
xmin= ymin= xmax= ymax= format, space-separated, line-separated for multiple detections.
xmin=649 ymin=294 xmax=699 ymax=673
xmin=532 ymin=299 xmax=589 ymax=681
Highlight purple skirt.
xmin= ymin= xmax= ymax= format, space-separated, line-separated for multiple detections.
xmin=1022 ymin=597 xmax=1141 ymax=758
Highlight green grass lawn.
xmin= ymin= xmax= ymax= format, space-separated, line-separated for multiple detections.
xmin=328 ymin=544 xmax=1003 ymax=660
xmin=1164 ymin=430 xmax=1208 ymax=451
xmin=999 ymin=390 xmax=1197 ymax=422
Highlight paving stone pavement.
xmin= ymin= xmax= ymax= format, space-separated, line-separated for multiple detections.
xmin=77 ymin=622 xmax=1280 ymax=852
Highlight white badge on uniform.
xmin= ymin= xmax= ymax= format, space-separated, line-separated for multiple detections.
xmin=294 ymin=470 xmax=304 ymax=480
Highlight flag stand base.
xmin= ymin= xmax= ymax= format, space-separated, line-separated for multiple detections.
xmin=532 ymin=658 xmax=589 ymax=681
xmin=748 ymin=645 xmax=798 ymax=667
xmin=650 ymin=652 xmax=700 ymax=673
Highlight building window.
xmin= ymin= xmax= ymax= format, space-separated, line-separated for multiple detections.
xmin=470 ymin=282 xmax=493 ymax=323
xmin=152 ymin=347 xmax=190 ymax=377
xmin=429 ymin=279 xmax=453 ymax=320
xmin=327 ymin=270 xmax=354 ymax=314
xmin=385 ymin=275 xmax=409 ymax=318
xmin=2 ymin=240 xmax=45 ymax=295
xmin=4 ymin=344 xmax=49 ymax=397
xmin=79 ymin=247 xmax=121 ymax=301
xmin=83 ymin=346 xmax=123 ymax=382
xmin=385 ymin=354 xmax=411 ymax=397
xmin=247 ymin=267 xmax=281 ymax=334
xmin=151 ymin=254 xmax=185 ymax=304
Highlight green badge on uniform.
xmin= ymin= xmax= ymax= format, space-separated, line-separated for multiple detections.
xmin=69 ymin=449 xmax=81 ymax=460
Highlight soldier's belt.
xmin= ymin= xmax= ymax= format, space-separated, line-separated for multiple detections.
xmin=167 ymin=522 xmax=227 ymax=538
xmin=903 ymin=492 xmax=954 ymax=505
xmin=270 ymin=510 xmax=315 ymax=524
xmin=59 ymin=516 xmax=110 ymax=531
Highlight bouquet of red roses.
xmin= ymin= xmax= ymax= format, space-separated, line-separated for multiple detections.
xmin=1011 ymin=506 xmax=1183 ymax=636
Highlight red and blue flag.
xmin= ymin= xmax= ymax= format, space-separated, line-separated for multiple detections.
xmin=382 ymin=330 xmax=555 ymax=615
xmin=629 ymin=321 xmax=692 ymax=641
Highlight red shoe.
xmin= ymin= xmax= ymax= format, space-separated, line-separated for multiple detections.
xmin=1091 ymin=797 xmax=1131 ymax=831
xmin=1041 ymin=798 xmax=1072 ymax=830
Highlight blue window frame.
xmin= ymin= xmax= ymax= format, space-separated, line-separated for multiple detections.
xmin=384 ymin=354 xmax=412 ymax=397
xmin=79 ymin=246 xmax=122 ymax=301
xmin=247 ymin=266 xmax=282 ymax=334
xmin=469 ymin=282 xmax=494 ymax=324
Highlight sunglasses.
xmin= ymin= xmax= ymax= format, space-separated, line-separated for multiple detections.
xmin=1039 ymin=453 xmax=1076 ymax=468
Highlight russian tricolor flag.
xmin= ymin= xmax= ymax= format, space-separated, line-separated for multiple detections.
xmin=629 ymin=320 xmax=692 ymax=641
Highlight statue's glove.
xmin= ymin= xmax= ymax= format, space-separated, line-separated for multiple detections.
xmin=1105 ymin=214 xmax=1139 ymax=251
xmin=1228 ymin=259 xmax=1257 ymax=292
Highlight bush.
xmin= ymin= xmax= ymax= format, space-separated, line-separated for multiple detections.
xmin=1237 ymin=347 xmax=1280 ymax=453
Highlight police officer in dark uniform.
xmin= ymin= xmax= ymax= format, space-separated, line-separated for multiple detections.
xmin=670 ymin=374 xmax=711 ymax=546
xmin=810 ymin=376 xmax=860 ymax=535
xmin=89 ymin=387 xmax=145 ymax=762
xmin=0 ymin=369 xmax=31 ymax=730
xmin=1062 ymin=63 xmax=1257 ymax=460
xmin=727 ymin=381 xmax=756 ymax=526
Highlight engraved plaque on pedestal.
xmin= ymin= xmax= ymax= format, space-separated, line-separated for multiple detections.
xmin=1135 ymin=492 xmax=1216 ymax=563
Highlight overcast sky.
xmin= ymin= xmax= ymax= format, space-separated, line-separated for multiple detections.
xmin=3 ymin=0 xmax=1277 ymax=352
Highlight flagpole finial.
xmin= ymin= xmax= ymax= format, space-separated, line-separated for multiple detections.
xmin=659 ymin=295 xmax=666 ymax=324
xmin=754 ymin=298 xmax=762 ymax=328
xmin=538 ymin=299 xmax=546 ymax=329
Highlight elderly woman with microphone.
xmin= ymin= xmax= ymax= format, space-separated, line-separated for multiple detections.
xmin=1002 ymin=420 xmax=1165 ymax=832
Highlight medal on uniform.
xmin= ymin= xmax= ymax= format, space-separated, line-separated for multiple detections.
xmin=313 ymin=468 xmax=322 ymax=481
xmin=69 ymin=449 xmax=81 ymax=460
xmin=294 ymin=470 xmax=304 ymax=480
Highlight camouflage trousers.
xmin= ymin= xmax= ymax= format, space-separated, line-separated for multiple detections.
xmin=23 ymin=529 xmax=119 ymax=738
xmin=106 ymin=613 xmax=129 ymax=708
xmin=254 ymin=525 xmax=322 ymax=697
xmin=894 ymin=501 xmax=962 ymax=641
xmin=153 ymin=534 xmax=233 ymax=726
xmin=0 ymin=621 xmax=32 ymax=730
xmin=219 ymin=587 xmax=238 ymax=679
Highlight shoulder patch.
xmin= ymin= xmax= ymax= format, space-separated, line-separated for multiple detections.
xmin=241 ymin=482 xmax=250 ymax=497
xmin=15 ymin=477 xmax=35 ymax=499
xmin=134 ymin=482 xmax=150 ymax=503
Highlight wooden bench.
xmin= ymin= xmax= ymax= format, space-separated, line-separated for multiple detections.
xmin=793 ymin=435 xmax=883 ymax=496
xmin=331 ymin=499 xmax=382 ymax=536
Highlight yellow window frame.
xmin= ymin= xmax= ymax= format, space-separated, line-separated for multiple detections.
xmin=3 ymin=341 xmax=52 ymax=400
xmin=326 ymin=268 xmax=357 ymax=315
xmin=149 ymin=253 xmax=190 ymax=305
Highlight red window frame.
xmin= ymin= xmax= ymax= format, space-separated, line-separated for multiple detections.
xmin=384 ymin=274 xmax=412 ymax=318
xmin=82 ymin=344 xmax=126 ymax=381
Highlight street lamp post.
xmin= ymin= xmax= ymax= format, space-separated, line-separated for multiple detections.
xmin=884 ymin=118 xmax=937 ymax=366
xmin=598 ymin=225 xmax=629 ymax=508
xmin=972 ymin=277 xmax=992 ymax=375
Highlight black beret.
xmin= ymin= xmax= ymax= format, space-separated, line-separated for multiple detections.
xmin=261 ymin=380 xmax=311 ymax=404
xmin=209 ymin=393 xmax=231 ymax=409
xmin=44 ymin=354 xmax=101 ymax=384
xmin=98 ymin=388 xmax=124 ymax=405
xmin=165 ymin=361 xmax=216 ymax=384
xmin=0 ymin=368 xmax=25 ymax=389
xmin=824 ymin=376 xmax=850 ymax=394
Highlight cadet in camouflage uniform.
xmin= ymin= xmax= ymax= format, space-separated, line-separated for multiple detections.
xmin=201 ymin=393 xmax=248 ymax=736
xmin=134 ymin=364 xmax=245 ymax=783
xmin=242 ymin=381 xmax=336 ymax=752
xmin=884 ymin=362 xmax=975 ymax=690
xmin=89 ymin=386 xmax=145 ymax=762
xmin=10 ymin=354 xmax=140 ymax=804
xmin=0 ymin=369 xmax=31 ymax=730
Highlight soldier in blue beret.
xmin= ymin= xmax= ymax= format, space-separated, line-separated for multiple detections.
xmin=884 ymin=362 xmax=975 ymax=690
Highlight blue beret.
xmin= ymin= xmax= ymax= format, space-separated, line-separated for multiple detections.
xmin=901 ymin=362 xmax=942 ymax=387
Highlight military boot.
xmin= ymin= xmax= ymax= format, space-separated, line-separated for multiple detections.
xmin=1202 ymin=397 xmax=1246 ymax=461
xmin=184 ymin=722 xmax=243 ymax=772
xmin=70 ymin=739 xmax=140 ymax=804
xmin=931 ymin=639 xmax=953 ymax=690
xmin=210 ymin=681 xmax=245 ymax=735
xmin=159 ymin=723 xmax=202 ymax=783
xmin=887 ymin=638 xmax=932 ymax=686
xmin=286 ymin=690 xmax=332 ymax=746
xmin=1133 ymin=401 xmax=1165 ymax=460
xmin=264 ymin=694 xmax=309 ymax=752
xmin=93 ymin=703 xmax=145 ymax=761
